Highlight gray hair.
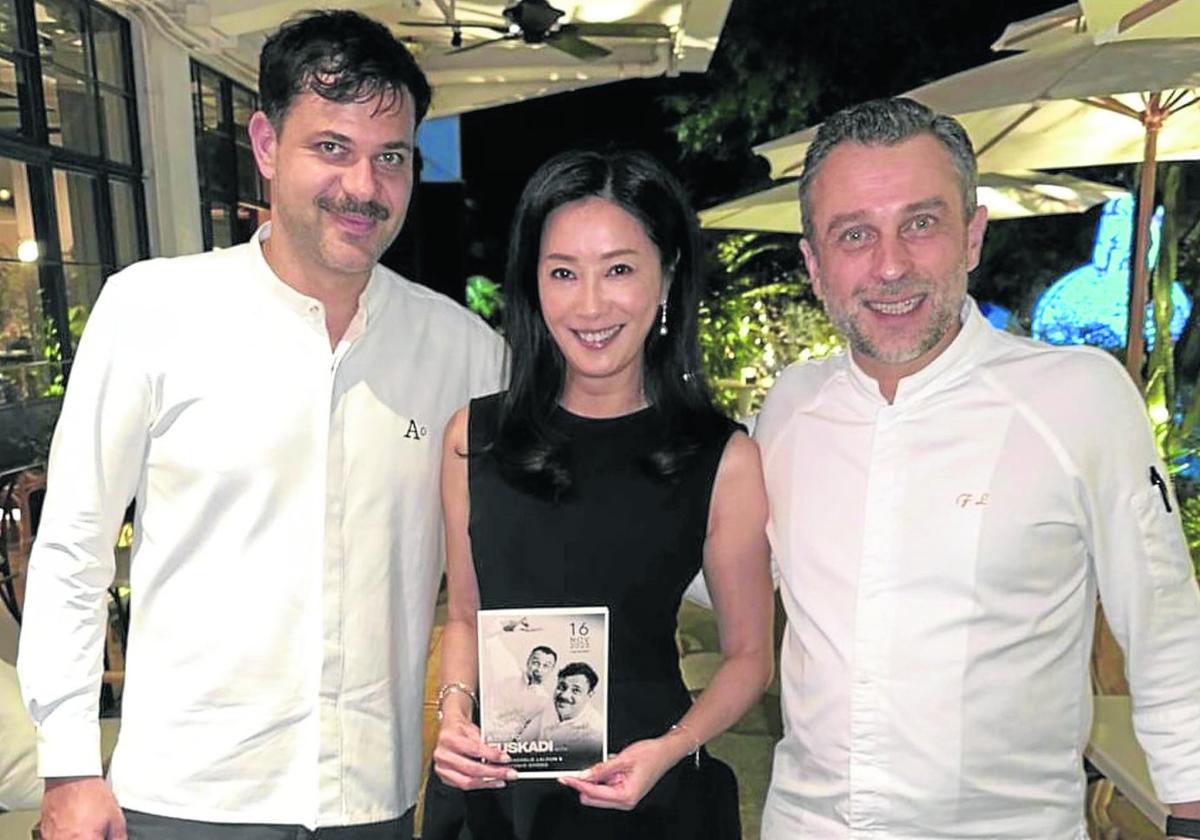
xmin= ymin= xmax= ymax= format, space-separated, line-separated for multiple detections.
xmin=798 ymin=97 xmax=978 ymax=236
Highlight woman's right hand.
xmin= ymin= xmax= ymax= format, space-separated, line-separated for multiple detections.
xmin=433 ymin=712 xmax=517 ymax=791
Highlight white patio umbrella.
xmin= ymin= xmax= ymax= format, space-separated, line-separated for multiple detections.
xmin=698 ymin=171 xmax=1128 ymax=233
xmin=753 ymin=33 xmax=1200 ymax=381
xmin=1082 ymin=0 xmax=1200 ymax=42
xmin=992 ymin=1 xmax=1200 ymax=50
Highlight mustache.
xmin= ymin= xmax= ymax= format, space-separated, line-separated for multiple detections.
xmin=315 ymin=195 xmax=390 ymax=222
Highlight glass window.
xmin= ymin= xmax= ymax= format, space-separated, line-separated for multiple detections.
xmin=53 ymin=168 xmax=101 ymax=264
xmin=0 ymin=157 xmax=38 ymax=262
xmin=90 ymin=6 xmax=125 ymax=88
xmin=209 ymin=202 xmax=232 ymax=249
xmin=62 ymin=261 xmax=100 ymax=338
xmin=99 ymin=88 xmax=130 ymax=163
xmin=43 ymin=69 xmax=99 ymax=154
xmin=0 ymin=56 xmax=25 ymax=133
xmin=197 ymin=67 xmax=224 ymax=132
xmin=35 ymin=0 xmax=87 ymax=75
xmin=232 ymin=86 xmax=254 ymax=133
xmin=0 ymin=0 xmax=146 ymax=426
xmin=199 ymin=129 xmax=234 ymax=195
xmin=0 ymin=159 xmax=55 ymax=406
xmin=108 ymin=176 xmax=138 ymax=269
xmin=235 ymin=143 xmax=259 ymax=201
xmin=193 ymin=63 xmax=267 ymax=251
xmin=0 ymin=261 xmax=60 ymax=406
xmin=0 ymin=0 xmax=18 ymax=50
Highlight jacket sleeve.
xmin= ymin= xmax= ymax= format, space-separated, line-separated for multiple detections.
xmin=1082 ymin=354 xmax=1200 ymax=804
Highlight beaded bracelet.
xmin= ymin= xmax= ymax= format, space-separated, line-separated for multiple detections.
xmin=435 ymin=682 xmax=478 ymax=721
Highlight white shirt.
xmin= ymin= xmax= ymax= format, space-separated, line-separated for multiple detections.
xmin=517 ymin=703 xmax=604 ymax=751
xmin=756 ymin=298 xmax=1200 ymax=839
xmin=17 ymin=226 xmax=506 ymax=828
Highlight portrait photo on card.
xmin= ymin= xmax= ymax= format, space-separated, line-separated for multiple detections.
xmin=477 ymin=606 xmax=609 ymax=777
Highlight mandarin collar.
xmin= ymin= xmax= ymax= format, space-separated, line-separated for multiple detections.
xmin=844 ymin=296 xmax=988 ymax=407
xmin=249 ymin=222 xmax=387 ymax=326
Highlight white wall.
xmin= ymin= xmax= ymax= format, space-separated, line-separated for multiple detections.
xmin=130 ymin=15 xmax=205 ymax=259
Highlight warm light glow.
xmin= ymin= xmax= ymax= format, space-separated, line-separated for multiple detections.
xmin=1035 ymin=183 xmax=1079 ymax=202
xmin=0 ymin=189 xmax=10 ymax=201
xmin=17 ymin=239 xmax=38 ymax=262
xmin=1148 ymin=401 xmax=1171 ymax=426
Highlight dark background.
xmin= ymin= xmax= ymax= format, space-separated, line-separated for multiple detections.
xmin=398 ymin=0 xmax=1089 ymax=305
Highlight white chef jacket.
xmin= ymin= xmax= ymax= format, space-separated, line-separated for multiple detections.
xmin=756 ymin=297 xmax=1200 ymax=839
xmin=17 ymin=225 xmax=506 ymax=827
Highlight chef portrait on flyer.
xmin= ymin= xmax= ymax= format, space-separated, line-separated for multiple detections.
xmin=477 ymin=606 xmax=608 ymax=777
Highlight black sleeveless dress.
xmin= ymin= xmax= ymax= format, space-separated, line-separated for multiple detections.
xmin=463 ymin=392 xmax=740 ymax=840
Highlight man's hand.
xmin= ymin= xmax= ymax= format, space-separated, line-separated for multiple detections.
xmin=40 ymin=776 xmax=126 ymax=840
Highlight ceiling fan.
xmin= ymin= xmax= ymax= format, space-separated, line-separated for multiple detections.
xmin=398 ymin=0 xmax=671 ymax=61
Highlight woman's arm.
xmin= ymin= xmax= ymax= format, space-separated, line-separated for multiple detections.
xmin=432 ymin=406 xmax=515 ymax=791
xmin=561 ymin=430 xmax=773 ymax=809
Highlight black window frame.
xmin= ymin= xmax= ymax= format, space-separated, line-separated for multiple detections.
xmin=0 ymin=0 xmax=147 ymax=453
xmin=190 ymin=60 xmax=267 ymax=251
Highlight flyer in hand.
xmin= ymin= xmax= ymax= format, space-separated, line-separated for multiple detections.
xmin=477 ymin=606 xmax=609 ymax=778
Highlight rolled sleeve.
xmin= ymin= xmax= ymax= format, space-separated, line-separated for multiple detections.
xmin=17 ymin=270 xmax=152 ymax=778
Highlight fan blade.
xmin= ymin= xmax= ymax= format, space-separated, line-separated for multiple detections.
xmin=568 ymin=22 xmax=671 ymax=39
xmin=445 ymin=33 xmax=520 ymax=56
xmin=399 ymin=20 xmax=509 ymax=33
xmin=545 ymin=30 xmax=610 ymax=60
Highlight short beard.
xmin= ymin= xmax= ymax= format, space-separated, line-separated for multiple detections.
xmin=826 ymin=277 xmax=964 ymax=366
xmin=833 ymin=301 xmax=957 ymax=365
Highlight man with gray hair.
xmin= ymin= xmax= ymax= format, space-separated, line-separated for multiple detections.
xmin=755 ymin=97 xmax=1200 ymax=838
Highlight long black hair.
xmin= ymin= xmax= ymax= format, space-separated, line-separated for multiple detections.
xmin=489 ymin=148 xmax=732 ymax=498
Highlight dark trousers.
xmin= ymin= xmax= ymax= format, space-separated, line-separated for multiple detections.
xmin=123 ymin=808 xmax=414 ymax=840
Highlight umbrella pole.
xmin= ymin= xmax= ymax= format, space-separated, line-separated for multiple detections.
xmin=1125 ymin=99 xmax=1164 ymax=386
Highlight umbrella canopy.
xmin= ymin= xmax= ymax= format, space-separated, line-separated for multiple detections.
xmin=752 ymin=33 xmax=1200 ymax=381
xmin=992 ymin=1 xmax=1200 ymax=49
xmin=756 ymin=37 xmax=1200 ymax=178
xmin=1082 ymin=0 xmax=1200 ymax=42
xmin=992 ymin=4 xmax=1088 ymax=51
xmin=699 ymin=171 xmax=1127 ymax=233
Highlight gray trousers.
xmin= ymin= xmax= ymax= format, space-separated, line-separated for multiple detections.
xmin=123 ymin=808 xmax=414 ymax=840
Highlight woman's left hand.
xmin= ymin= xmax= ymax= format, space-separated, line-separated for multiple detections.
xmin=557 ymin=737 xmax=683 ymax=811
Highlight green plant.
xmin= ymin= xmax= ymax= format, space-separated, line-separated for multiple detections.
xmin=699 ymin=233 xmax=841 ymax=416
xmin=41 ymin=313 xmax=65 ymax=398
xmin=466 ymin=275 xmax=504 ymax=324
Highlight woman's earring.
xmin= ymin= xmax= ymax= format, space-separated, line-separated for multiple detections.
xmin=659 ymin=300 xmax=669 ymax=336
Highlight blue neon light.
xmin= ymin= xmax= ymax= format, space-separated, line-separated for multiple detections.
xmin=1032 ymin=195 xmax=1190 ymax=349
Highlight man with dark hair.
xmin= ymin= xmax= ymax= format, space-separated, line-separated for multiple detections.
xmin=517 ymin=662 xmax=603 ymax=752
xmin=756 ymin=97 xmax=1200 ymax=838
xmin=18 ymin=10 xmax=505 ymax=839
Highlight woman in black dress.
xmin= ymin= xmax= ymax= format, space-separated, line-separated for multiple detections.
xmin=433 ymin=149 xmax=773 ymax=839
